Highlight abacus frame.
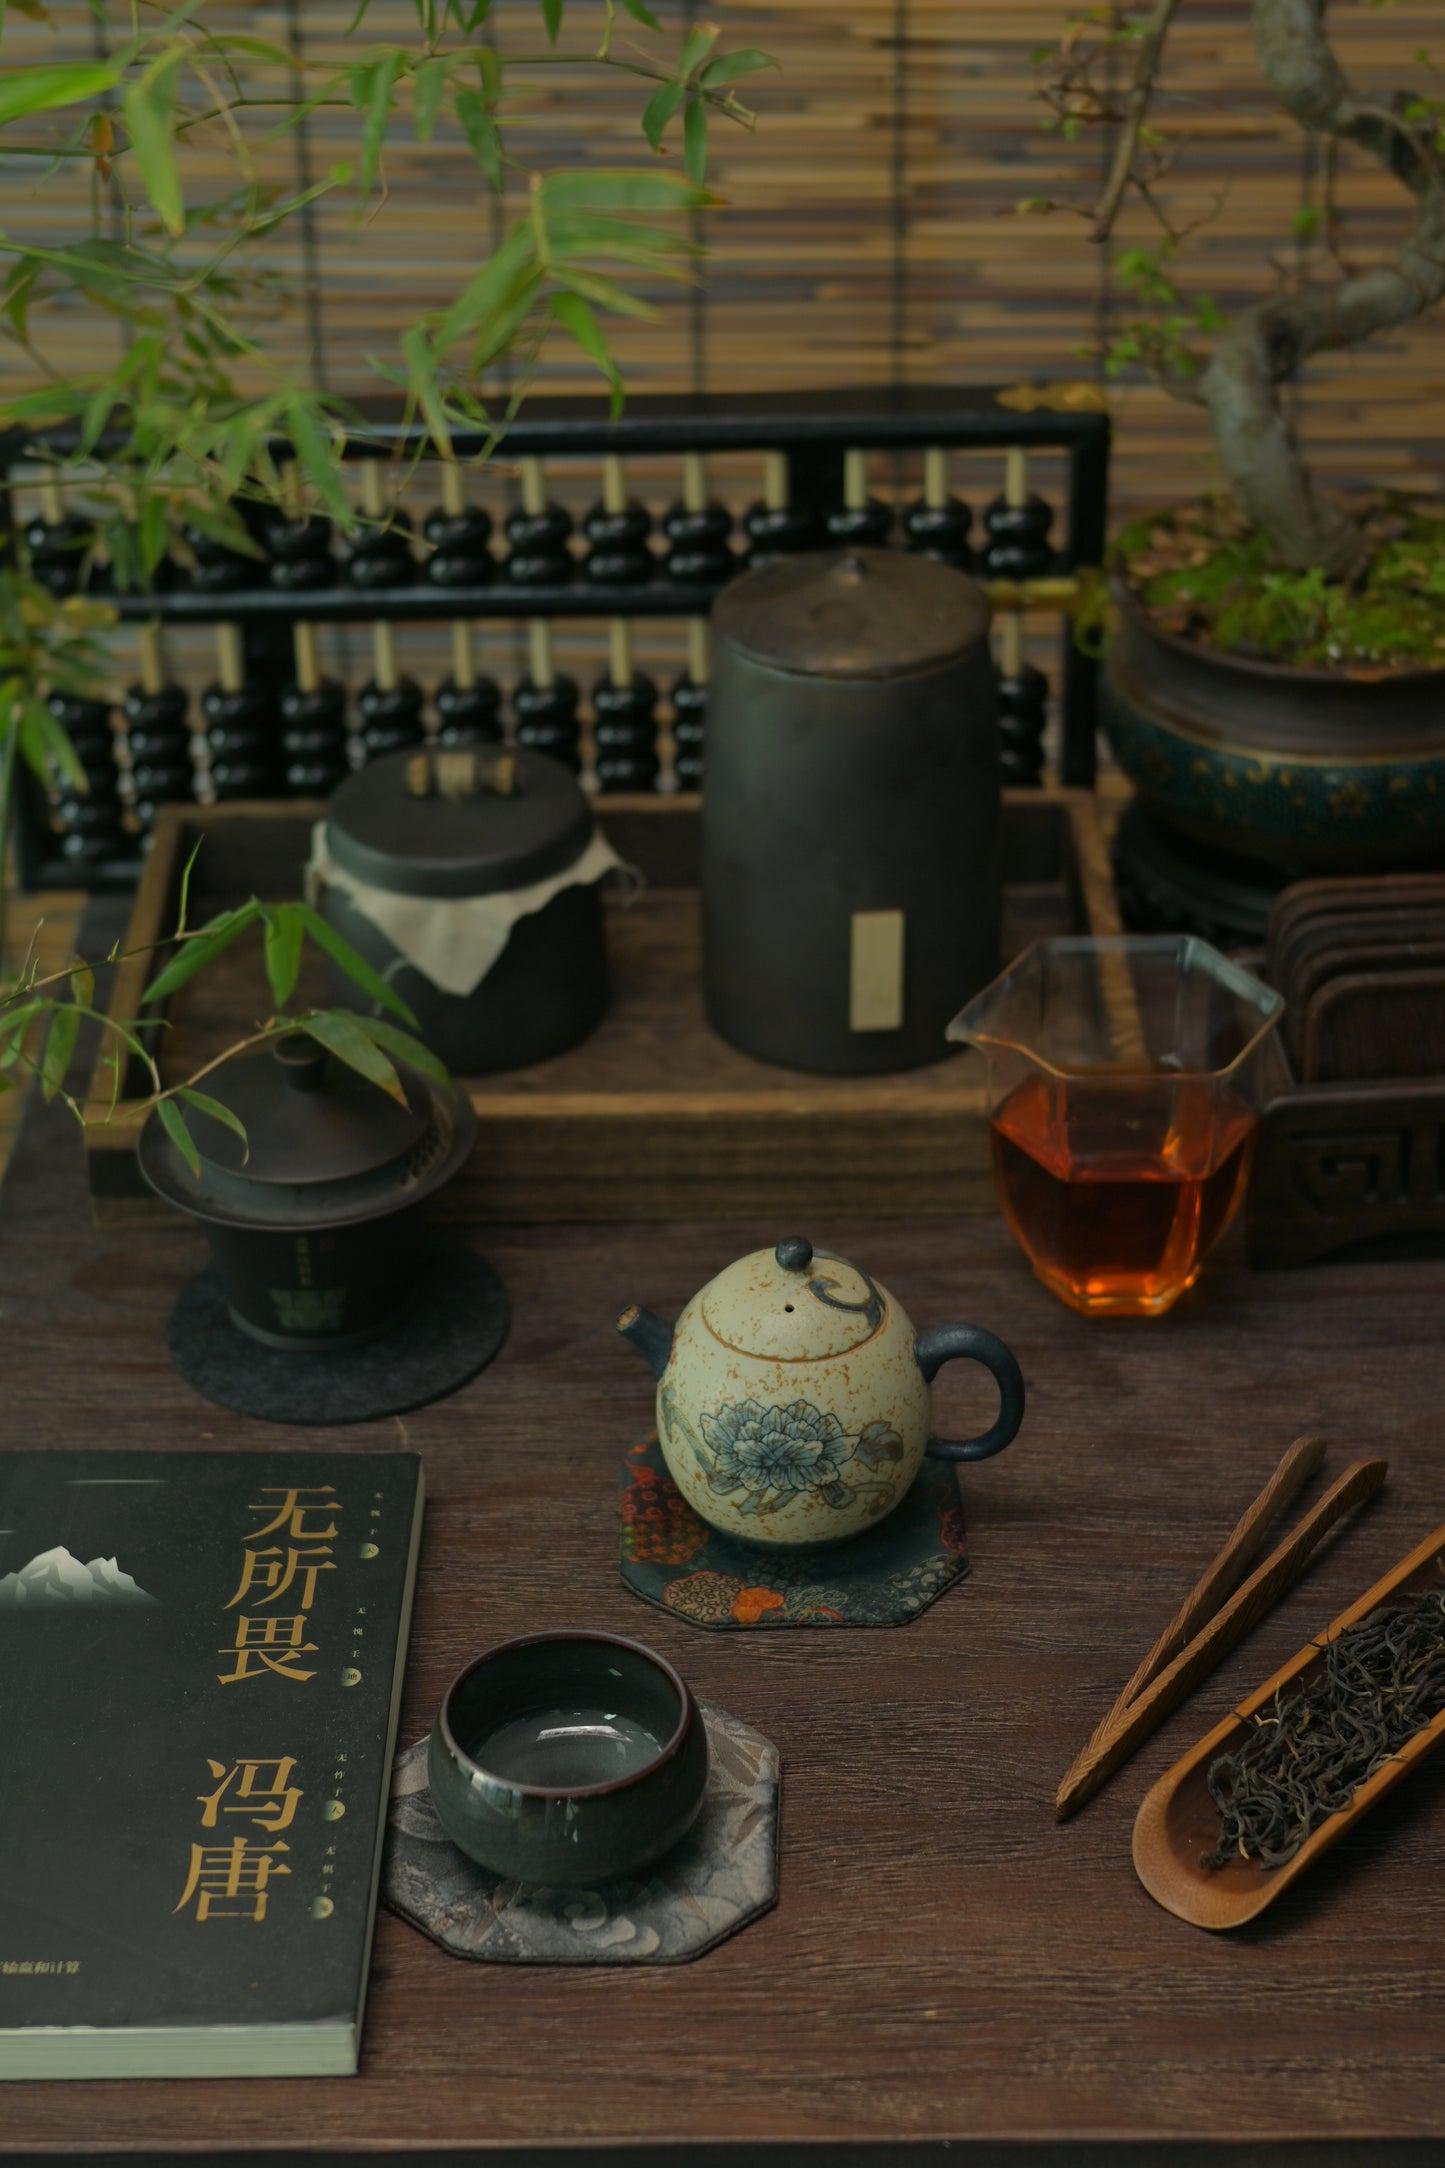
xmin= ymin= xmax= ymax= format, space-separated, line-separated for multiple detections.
xmin=3 ymin=382 xmax=1110 ymax=892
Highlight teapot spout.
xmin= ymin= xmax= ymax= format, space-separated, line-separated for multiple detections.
xmin=616 ymin=1304 xmax=674 ymax=1382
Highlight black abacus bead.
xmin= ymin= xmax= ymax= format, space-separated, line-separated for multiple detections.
xmin=264 ymin=512 xmax=335 ymax=592
xmin=184 ymin=521 xmax=263 ymax=595
xmin=583 ymin=500 xmax=654 ymax=587
xmin=997 ymin=662 xmax=1049 ymax=787
xmin=743 ymin=501 xmax=826 ymax=566
xmin=47 ymin=691 xmax=117 ymax=769
xmin=279 ymin=679 xmax=349 ymax=795
xmin=203 ymin=682 xmax=283 ymax=798
xmin=24 ymin=514 xmax=91 ymax=598
xmin=347 ymin=511 xmax=416 ymax=590
xmin=983 ymin=494 xmax=1054 ymax=579
xmin=661 ymin=501 xmax=735 ymax=584
xmin=826 ymin=499 xmax=893 ymax=547
xmin=670 ymin=671 xmax=707 ymax=790
xmin=423 ymin=505 xmax=494 ymax=587
xmin=123 ymin=683 xmax=193 ymax=830
xmin=513 ymin=674 xmax=582 ymax=771
xmin=505 ymin=504 xmax=574 ymax=585
xmin=358 ymin=675 xmax=426 ymax=761
xmin=435 ymin=675 xmax=503 ymax=745
xmin=904 ymin=497 xmax=974 ymax=569
xmin=592 ymin=670 xmax=659 ymax=793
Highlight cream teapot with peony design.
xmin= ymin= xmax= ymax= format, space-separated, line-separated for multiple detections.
xmin=616 ymin=1238 xmax=1025 ymax=1548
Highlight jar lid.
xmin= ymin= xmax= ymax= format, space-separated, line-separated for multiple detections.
xmin=711 ymin=548 xmax=990 ymax=681
xmin=323 ymin=746 xmax=595 ymax=899
xmin=136 ymin=1036 xmax=475 ymax=1232
xmin=699 ymin=1238 xmax=888 ymax=1360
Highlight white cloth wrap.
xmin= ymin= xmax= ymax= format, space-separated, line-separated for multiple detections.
xmin=306 ymin=821 xmax=625 ymax=998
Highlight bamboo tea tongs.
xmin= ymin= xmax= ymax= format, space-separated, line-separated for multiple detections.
xmin=1055 ymin=1435 xmax=1387 ymax=1821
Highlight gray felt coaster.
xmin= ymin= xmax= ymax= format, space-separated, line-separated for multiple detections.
xmin=382 ymin=1701 xmax=780 ymax=1965
xmin=167 ymin=1243 xmax=509 ymax=1426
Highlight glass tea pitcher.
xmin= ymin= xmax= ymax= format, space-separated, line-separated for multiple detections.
xmin=948 ymin=936 xmax=1284 ymax=1317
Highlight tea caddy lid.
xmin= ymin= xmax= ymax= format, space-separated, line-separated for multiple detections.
xmin=710 ymin=547 xmax=990 ymax=681
xmin=136 ymin=1036 xmax=474 ymax=1230
xmin=698 ymin=1238 xmax=889 ymax=1361
xmin=323 ymin=746 xmax=595 ymax=899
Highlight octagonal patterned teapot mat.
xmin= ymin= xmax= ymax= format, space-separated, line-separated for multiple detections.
xmin=618 ymin=1434 xmax=969 ymax=1629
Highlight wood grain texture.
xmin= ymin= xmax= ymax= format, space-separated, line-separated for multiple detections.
xmin=5 ymin=971 xmax=1445 ymax=2158
xmin=1055 ymin=1430 xmax=1325 ymax=1811
xmin=1056 ymin=1458 xmax=1389 ymax=1821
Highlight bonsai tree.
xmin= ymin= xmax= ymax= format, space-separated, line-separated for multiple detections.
xmin=1033 ymin=0 xmax=1445 ymax=639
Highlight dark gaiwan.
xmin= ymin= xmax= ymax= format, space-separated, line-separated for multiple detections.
xmin=137 ymin=1036 xmax=477 ymax=1349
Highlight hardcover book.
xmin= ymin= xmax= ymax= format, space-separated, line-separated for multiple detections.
xmin=0 ymin=1450 xmax=423 ymax=2079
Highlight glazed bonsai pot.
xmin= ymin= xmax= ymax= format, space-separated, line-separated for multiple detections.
xmin=427 ymin=1631 xmax=709 ymax=1888
xmin=1102 ymin=575 xmax=1445 ymax=875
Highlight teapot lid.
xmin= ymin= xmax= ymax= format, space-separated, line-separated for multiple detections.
xmin=699 ymin=1238 xmax=888 ymax=1361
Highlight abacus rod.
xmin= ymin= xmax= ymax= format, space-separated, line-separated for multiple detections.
xmin=450 ymin=618 xmax=475 ymax=689
xmin=923 ymin=447 xmax=948 ymax=510
xmin=688 ymin=617 xmax=709 ymax=684
xmin=844 ymin=447 xmax=868 ymax=513
xmin=609 ymin=617 xmax=633 ymax=689
xmin=528 ymin=617 xmax=555 ymax=689
xmin=216 ymin=622 xmax=244 ymax=693
xmin=1005 ymin=447 xmax=1029 ymax=509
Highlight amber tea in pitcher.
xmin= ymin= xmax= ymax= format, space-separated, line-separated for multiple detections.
xmin=990 ymin=1067 xmax=1258 ymax=1315
xmin=950 ymin=938 xmax=1283 ymax=1318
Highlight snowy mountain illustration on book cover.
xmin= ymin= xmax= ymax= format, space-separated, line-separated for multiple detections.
xmin=0 ymin=1545 xmax=158 ymax=1608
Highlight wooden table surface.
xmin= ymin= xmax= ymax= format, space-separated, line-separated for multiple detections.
xmin=4 ymin=1080 xmax=1445 ymax=2165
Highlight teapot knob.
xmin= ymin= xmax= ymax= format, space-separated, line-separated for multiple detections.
xmin=774 ymin=1237 xmax=814 ymax=1274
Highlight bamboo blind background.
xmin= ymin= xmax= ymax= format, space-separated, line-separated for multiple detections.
xmin=3 ymin=1 xmax=1443 ymax=524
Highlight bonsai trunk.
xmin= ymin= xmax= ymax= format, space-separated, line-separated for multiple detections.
xmin=1194 ymin=0 xmax=1445 ymax=573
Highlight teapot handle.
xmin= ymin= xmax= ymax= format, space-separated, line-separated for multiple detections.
xmin=914 ymin=1325 xmax=1025 ymax=1463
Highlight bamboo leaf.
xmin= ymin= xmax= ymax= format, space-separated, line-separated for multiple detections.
xmin=551 ymin=290 xmax=622 ymax=415
xmin=261 ymin=903 xmax=304 ymax=1011
xmin=0 ymin=61 xmax=118 ymax=126
xmin=286 ymin=397 xmax=353 ymax=527
xmin=290 ymin=901 xmax=418 ymax=1026
xmin=175 ymin=836 xmax=202 ymax=936
xmin=356 ymin=47 xmax=402 ymax=202
xmin=0 ymin=1000 xmax=43 ymax=1066
xmin=455 ymin=85 xmax=503 ymax=191
xmin=69 ymin=959 xmax=95 ymax=1010
xmin=641 ymin=78 xmax=683 ymax=153
xmin=617 ymin=0 xmax=660 ymax=25
xmin=35 ymin=696 xmax=88 ymax=792
xmin=157 ymin=1094 xmax=201 ymax=1177
xmin=299 ymin=1009 xmax=407 ymax=1104
xmin=414 ymin=55 xmax=447 ymax=142
xmin=175 ymin=1086 xmax=248 ymax=1147
xmin=344 ymin=1011 xmax=449 ymax=1084
xmin=678 ymin=24 xmax=720 ymax=78
xmin=549 ymin=265 xmax=659 ymax=321
xmin=39 ymin=1003 xmax=79 ymax=1101
xmin=401 ymin=324 xmax=454 ymax=460
xmin=433 ymin=224 xmax=535 ymax=348
xmin=539 ymin=0 xmax=563 ymax=45
xmin=698 ymin=48 xmax=777 ymax=89
xmin=683 ymin=96 xmax=707 ymax=183
xmin=122 ymin=61 xmax=184 ymax=238
xmin=143 ymin=902 xmax=262 ymax=1003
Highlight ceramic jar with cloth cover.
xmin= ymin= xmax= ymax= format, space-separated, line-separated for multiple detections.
xmin=309 ymin=746 xmax=623 ymax=1074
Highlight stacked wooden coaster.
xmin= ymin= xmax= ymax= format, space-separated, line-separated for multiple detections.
xmin=1264 ymin=872 xmax=1445 ymax=1084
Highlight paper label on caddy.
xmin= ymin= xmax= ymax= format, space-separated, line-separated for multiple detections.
xmin=849 ymin=910 xmax=905 ymax=1033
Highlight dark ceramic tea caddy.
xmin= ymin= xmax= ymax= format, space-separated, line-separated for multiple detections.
xmin=428 ymin=1631 xmax=710 ymax=1887
xmin=137 ymin=1034 xmax=476 ymax=1349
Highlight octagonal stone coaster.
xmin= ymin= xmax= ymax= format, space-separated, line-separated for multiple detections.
xmin=382 ymin=1700 xmax=779 ymax=1965
xmin=619 ymin=1434 xmax=970 ymax=1629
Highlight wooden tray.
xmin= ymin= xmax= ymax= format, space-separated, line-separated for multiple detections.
xmin=86 ymin=789 xmax=1120 ymax=1225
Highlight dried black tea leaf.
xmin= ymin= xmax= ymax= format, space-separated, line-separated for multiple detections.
xmin=1202 ymin=1587 xmax=1445 ymax=1870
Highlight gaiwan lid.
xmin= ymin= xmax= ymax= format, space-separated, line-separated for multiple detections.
xmin=711 ymin=547 xmax=990 ymax=681
xmin=323 ymin=746 xmax=594 ymax=899
xmin=698 ymin=1238 xmax=889 ymax=1361
xmin=136 ymin=1035 xmax=475 ymax=1231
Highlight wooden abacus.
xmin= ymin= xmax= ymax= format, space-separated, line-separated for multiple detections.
xmin=3 ymin=383 xmax=1110 ymax=889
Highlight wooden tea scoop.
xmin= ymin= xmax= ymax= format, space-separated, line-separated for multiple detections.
xmin=1055 ymin=1455 xmax=1386 ymax=1821
xmin=1134 ymin=1521 xmax=1445 ymax=1930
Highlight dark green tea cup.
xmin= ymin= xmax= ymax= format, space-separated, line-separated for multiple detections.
xmin=427 ymin=1630 xmax=710 ymax=1887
